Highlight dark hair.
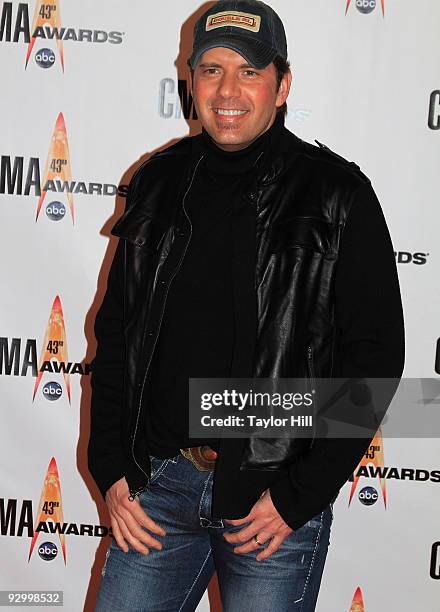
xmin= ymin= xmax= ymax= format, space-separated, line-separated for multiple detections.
xmin=273 ymin=55 xmax=291 ymax=118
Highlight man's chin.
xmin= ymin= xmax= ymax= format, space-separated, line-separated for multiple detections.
xmin=211 ymin=127 xmax=249 ymax=145
xmin=213 ymin=122 xmax=242 ymax=133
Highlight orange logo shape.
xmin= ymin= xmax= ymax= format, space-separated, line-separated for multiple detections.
xmin=25 ymin=0 xmax=64 ymax=71
xmin=345 ymin=0 xmax=385 ymax=16
xmin=350 ymin=586 xmax=365 ymax=611
xmin=349 ymin=428 xmax=386 ymax=507
xmin=33 ymin=295 xmax=70 ymax=403
xmin=36 ymin=112 xmax=73 ymax=223
xmin=28 ymin=457 xmax=66 ymax=564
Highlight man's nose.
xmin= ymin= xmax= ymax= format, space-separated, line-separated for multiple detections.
xmin=216 ymin=72 xmax=241 ymax=100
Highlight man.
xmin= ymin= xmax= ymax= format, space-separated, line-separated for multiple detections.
xmin=88 ymin=1 xmax=404 ymax=610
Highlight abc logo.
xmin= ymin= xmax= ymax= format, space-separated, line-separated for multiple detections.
xmin=356 ymin=0 xmax=376 ymax=13
xmin=46 ymin=201 xmax=66 ymax=221
xmin=35 ymin=48 xmax=56 ymax=69
xmin=358 ymin=486 xmax=378 ymax=506
xmin=42 ymin=381 xmax=63 ymax=401
xmin=38 ymin=541 xmax=58 ymax=561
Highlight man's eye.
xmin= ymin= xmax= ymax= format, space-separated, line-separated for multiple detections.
xmin=243 ymin=70 xmax=258 ymax=77
xmin=204 ymin=68 xmax=219 ymax=74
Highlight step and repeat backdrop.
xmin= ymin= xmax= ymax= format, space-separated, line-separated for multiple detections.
xmin=1 ymin=1 xmax=439 ymax=610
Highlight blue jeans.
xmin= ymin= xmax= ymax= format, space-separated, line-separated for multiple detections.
xmin=95 ymin=452 xmax=333 ymax=612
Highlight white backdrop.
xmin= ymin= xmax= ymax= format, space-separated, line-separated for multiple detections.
xmin=1 ymin=1 xmax=439 ymax=610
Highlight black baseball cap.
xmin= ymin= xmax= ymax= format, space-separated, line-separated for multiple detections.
xmin=189 ymin=0 xmax=288 ymax=70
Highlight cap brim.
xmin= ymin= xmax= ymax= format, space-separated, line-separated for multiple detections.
xmin=189 ymin=34 xmax=278 ymax=70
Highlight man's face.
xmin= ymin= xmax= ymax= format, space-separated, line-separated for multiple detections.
xmin=192 ymin=47 xmax=291 ymax=152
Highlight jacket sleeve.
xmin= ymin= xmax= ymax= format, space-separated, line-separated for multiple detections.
xmin=87 ymin=235 xmax=129 ymax=500
xmin=269 ymin=181 xmax=405 ymax=531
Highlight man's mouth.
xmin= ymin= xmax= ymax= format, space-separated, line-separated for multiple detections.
xmin=213 ymin=108 xmax=248 ymax=116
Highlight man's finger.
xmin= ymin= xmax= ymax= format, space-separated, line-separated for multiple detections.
xmin=232 ymin=529 xmax=274 ymax=555
xmin=256 ymin=535 xmax=282 ymax=561
xmin=117 ymin=518 xmax=151 ymax=555
xmin=223 ymin=515 xmax=252 ymax=526
xmin=116 ymin=506 xmax=164 ymax=552
xmin=224 ymin=520 xmax=266 ymax=545
xmin=125 ymin=497 xmax=167 ymax=536
xmin=111 ymin=518 xmax=129 ymax=553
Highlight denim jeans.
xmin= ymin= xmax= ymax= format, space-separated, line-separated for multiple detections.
xmin=95 ymin=452 xmax=333 ymax=612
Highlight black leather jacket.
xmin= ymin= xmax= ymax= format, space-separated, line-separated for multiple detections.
xmin=88 ymin=124 xmax=404 ymax=507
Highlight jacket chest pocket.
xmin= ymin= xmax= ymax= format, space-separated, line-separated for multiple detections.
xmin=268 ymin=216 xmax=336 ymax=256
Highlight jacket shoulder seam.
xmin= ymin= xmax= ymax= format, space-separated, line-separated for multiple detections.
xmin=296 ymin=139 xmax=371 ymax=184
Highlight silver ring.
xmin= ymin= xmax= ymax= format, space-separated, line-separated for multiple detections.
xmin=253 ymin=534 xmax=263 ymax=546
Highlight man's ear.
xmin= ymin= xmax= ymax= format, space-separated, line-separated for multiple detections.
xmin=276 ymin=70 xmax=292 ymax=108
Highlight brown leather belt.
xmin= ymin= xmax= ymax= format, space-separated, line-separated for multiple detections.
xmin=180 ymin=446 xmax=218 ymax=471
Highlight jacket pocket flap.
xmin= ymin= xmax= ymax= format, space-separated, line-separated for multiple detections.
xmin=269 ymin=216 xmax=337 ymax=255
xmin=111 ymin=205 xmax=155 ymax=247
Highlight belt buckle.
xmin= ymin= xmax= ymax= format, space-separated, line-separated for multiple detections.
xmin=180 ymin=446 xmax=216 ymax=471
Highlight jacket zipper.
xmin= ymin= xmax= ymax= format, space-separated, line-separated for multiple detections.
xmin=127 ymin=484 xmax=150 ymax=502
xmin=128 ymin=154 xmax=205 ymax=499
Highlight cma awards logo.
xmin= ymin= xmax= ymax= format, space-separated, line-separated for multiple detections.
xmin=0 ymin=112 xmax=127 ymax=224
xmin=33 ymin=294 xmax=71 ymax=402
xmin=350 ymin=587 xmax=365 ymax=612
xmin=0 ymin=295 xmax=91 ymax=403
xmin=349 ymin=429 xmax=387 ymax=507
xmin=0 ymin=0 xmax=124 ymax=72
xmin=348 ymin=427 xmax=440 ymax=507
xmin=345 ymin=0 xmax=385 ymax=16
xmin=28 ymin=457 xmax=66 ymax=563
xmin=25 ymin=1 xmax=64 ymax=71
xmin=0 ymin=457 xmax=112 ymax=564
xmin=36 ymin=112 xmax=74 ymax=223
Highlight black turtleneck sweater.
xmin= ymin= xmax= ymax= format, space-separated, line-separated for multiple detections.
xmin=144 ymin=117 xmax=280 ymax=457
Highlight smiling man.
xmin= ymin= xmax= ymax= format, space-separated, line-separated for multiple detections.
xmin=89 ymin=1 xmax=404 ymax=610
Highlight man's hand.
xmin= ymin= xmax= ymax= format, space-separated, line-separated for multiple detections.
xmin=223 ymin=488 xmax=293 ymax=561
xmin=105 ymin=476 xmax=166 ymax=555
